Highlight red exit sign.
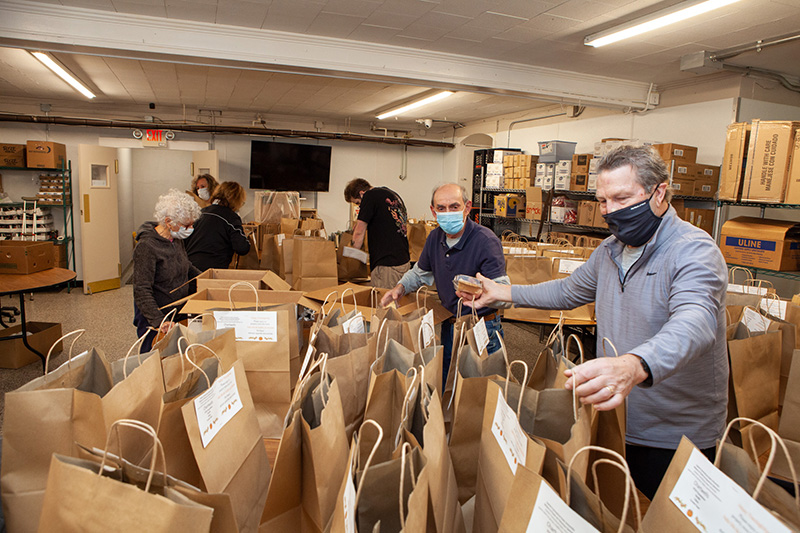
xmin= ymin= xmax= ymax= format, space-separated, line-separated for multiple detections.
xmin=146 ymin=129 xmax=164 ymax=142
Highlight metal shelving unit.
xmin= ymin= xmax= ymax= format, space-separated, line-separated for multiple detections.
xmin=0 ymin=162 xmax=76 ymax=286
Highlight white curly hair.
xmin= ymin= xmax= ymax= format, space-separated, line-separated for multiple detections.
xmin=153 ymin=189 xmax=201 ymax=225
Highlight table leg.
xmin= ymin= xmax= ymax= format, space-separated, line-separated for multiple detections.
xmin=17 ymin=292 xmax=46 ymax=372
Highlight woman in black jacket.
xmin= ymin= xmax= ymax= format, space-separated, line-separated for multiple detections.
xmin=185 ymin=181 xmax=251 ymax=271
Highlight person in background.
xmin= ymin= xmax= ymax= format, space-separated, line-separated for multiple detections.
xmin=186 ymin=181 xmax=251 ymax=271
xmin=463 ymin=145 xmax=728 ymax=499
xmin=344 ymin=178 xmax=410 ymax=289
xmin=381 ymin=182 xmax=509 ymax=377
xmin=133 ymin=189 xmax=202 ymax=352
xmin=187 ymin=173 xmax=218 ymax=208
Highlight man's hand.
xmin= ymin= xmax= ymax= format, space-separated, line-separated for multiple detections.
xmin=563 ymin=353 xmax=649 ymax=411
xmin=380 ymin=284 xmax=405 ymax=307
xmin=456 ymin=273 xmax=512 ymax=311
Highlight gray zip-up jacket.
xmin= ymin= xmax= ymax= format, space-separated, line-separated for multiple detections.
xmin=512 ymin=206 xmax=728 ymax=449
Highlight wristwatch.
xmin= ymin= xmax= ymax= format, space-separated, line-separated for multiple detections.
xmin=639 ymin=357 xmax=653 ymax=387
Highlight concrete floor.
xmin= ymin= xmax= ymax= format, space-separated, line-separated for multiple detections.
xmin=0 ymin=285 xmax=578 ymax=434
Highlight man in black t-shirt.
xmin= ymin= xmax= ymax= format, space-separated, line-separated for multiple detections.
xmin=344 ymin=178 xmax=410 ymax=288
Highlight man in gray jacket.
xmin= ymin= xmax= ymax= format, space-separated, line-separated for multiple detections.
xmin=461 ymin=145 xmax=728 ymax=498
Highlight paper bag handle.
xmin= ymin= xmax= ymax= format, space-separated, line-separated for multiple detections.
xmin=354 ymin=419 xmax=384 ymax=508
xmin=728 ymin=265 xmax=754 ymax=284
xmin=496 ymin=331 xmax=511 ymax=375
xmin=446 ymin=325 xmax=469 ymax=411
xmin=591 ymin=458 xmax=642 ymax=531
xmin=417 ymin=321 xmax=437 ymax=355
xmin=545 ymin=313 xmax=565 ymax=362
xmin=177 ymin=337 xmax=220 ymax=389
xmin=122 ymin=331 xmax=150 ymax=380
xmin=601 ymin=337 xmax=619 ymax=358
xmin=399 ymin=441 xmax=418 ymax=530
xmin=99 ymin=419 xmax=167 ymax=494
xmin=187 ymin=312 xmax=217 ymax=328
xmin=504 ymin=360 xmax=529 ymax=419
xmin=415 ymin=286 xmax=429 ymax=310
xmin=746 ymin=278 xmax=774 ymax=291
xmin=151 ymin=308 xmax=178 ymax=345
xmin=340 ymin=287 xmax=358 ymax=314
xmin=45 ymin=329 xmax=86 ymax=375
xmin=566 ymin=445 xmax=639 ymax=533
xmin=395 ymin=367 xmax=420 ymax=448
xmin=370 ymin=287 xmax=380 ymax=313
xmin=292 ymin=352 xmax=329 ymax=405
xmin=228 ymin=281 xmax=260 ymax=311
xmin=565 ymin=334 xmax=585 ymax=365
xmin=760 ymin=293 xmax=783 ymax=318
xmin=719 ymin=417 xmax=800 ymax=507
xmin=375 ymin=318 xmax=390 ymax=361
xmin=320 ymin=290 xmax=339 ymax=322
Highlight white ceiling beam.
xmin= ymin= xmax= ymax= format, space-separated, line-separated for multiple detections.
xmin=0 ymin=0 xmax=655 ymax=110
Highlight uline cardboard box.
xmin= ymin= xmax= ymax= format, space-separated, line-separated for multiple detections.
xmin=0 ymin=241 xmax=54 ymax=274
xmin=742 ymin=120 xmax=799 ymax=203
xmin=718 ymin=123 xmax=751 ymax=201
xmin=26 ymin=141 xmax=66 ymax=169
xmin=0 ymin=144 xmax=26 ymax=167
xmin=0 ymin=322 xmax=62 ymax=368
xmin=720 ymin=217 xmax=800 ymax=271
xmin=653 ymin=143 xmax=698 ymax=164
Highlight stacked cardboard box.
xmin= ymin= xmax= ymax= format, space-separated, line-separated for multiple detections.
xmin=38 ymin=175 xmax=71 ymax=205
xmin=26 ymin=141 xmax=66 ymax=169
xmin=1 ymin=144 xmax=26 ymax=167
xmin=654 ymin=143 xmax=720 ymax=199
xmin=741 ymin=120 xmax=800 ymax=203
xmin=502 ymin=154 xmax=539 ymax=189
xmin=494 ymin=194 xmax=525 ymax=218
xmin=524 ymin=187 xmax=543 ymax=221
xmin=534 ymin=162 xmax=556 ymax=191
xmin=570 ymin=154 xmax=592 ymax=192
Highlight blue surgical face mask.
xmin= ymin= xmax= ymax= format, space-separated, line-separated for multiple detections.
xmin=170 ymin=225 xmax=194 ymax=240
xmin=436 ymin=211 xmax=465 ymax=235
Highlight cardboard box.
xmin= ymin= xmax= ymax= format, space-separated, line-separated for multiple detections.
xmin=0 ymin=322 xmax=62 ymax=369
xmin=0 ymin=241 xmax=54 ymax=274
xmin=177 ymin=288 xmax=320 ymax=315
xmin=504 ymin=155 xmax=515 ymax=167
xmin=653 ymin=143 xmax=698 ymax=164
xmin=572 ymin=153 xmax=592 ymax=172
xmin=525 ymin=187 xmax=543 ymax=220
xmin=494 ymin=194 xmax=525 ymax=217
xmin=54 ymin=243 xmax=67 ymax=268
xmin=0 ymin=144 xmax=26 ymax=167
xmin=587 ymin=173 xmax=598 ymax=192
xmin=670 ymin=178 xmax=694 ymax=196
xmin=570 ymin=173 xmax=588 ymax=192
xmin=577 ymin=201 xmax=596 ymax=226
xmin=26 ymin=141 xmax=66 ymax=169
xmin=593 ymin=206 xmax=608 ymax=228
xmin=554 ymin=173 xmax=570 ymax=191
xmin=693 ymin=179 xmax=718 ymax=198
xmin=696 ymin=164 xmax=720 ymax=181
xmin=194 ymin=268 xmax=271 ymax=291
xmin=486 ymin=163 xmax=504 ymax=177
xmin=787 ymin=134 xmax=800 ymax=205
xmin=742 ymin=120 xmax=799 ymax=203
xmin=718 ymin=123 xmax=751 ymax=201
xmin=589 ymin=159 xmax=600 ymax=173
xmin=671 ymin=198 xmax=685 ymax=218
xmin=684 ymin=208 xmax=715 ymax=234
xmin=720 ymin=217 xmax=800 ymax=271
xmin=668 ymin=161 xmax=700 ymax=180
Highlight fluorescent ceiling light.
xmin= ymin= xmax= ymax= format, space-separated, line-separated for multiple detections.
xmin=32 ymin=51 xmax=96 ymax=99
xmin=376 ymin=91 xmax=454 ymax=120
xmin=584 ymin=0 xmax=742 ymax=47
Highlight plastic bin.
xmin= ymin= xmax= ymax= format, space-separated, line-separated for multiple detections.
xmin=538 ymin=140 xmax=577 ymax=162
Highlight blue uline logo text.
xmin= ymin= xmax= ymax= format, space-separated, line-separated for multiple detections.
xmin=725 ymin=236 xmax=776 ymax=252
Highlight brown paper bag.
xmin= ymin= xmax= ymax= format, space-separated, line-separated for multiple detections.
xmin=38 ymin=423 xmax=214 ymax=533
xmin=337 ymin=232 xmax=370 ymax=282
xmin=328 ymin=421 xmax=429 ymax=533
xmin=772 ymin=349 xmax=800 ymax=480
xmin=232 ymin=232 xmax=262 ymax=270
xmin=727 ymin=319 xmax=782 ymax=459
xmin=293 ymin=237 xmax=338 ymax=290
xmin=408 ymin=220 xmax=435 ymax=262
xmin=261 ymin=356 xmax=349 ymax=532
xmin=642 ymin=422 xmax=800 ymax=532
xmin=473 ymin=378 xmax=548 ymax=533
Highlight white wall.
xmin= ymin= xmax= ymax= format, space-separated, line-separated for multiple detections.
xmin=738 ymin=97 xmax=800 ymax=122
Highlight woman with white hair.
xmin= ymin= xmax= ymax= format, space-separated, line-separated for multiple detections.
xmin=133 ymin=189 xmax=202 ymax=351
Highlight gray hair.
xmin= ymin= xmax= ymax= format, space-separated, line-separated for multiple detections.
xmin=154 ymin=189 xmax=202 ymax=224
xmin=430 ymin=182 xmax=469 ymax=206
xmin=598 ymin=145 xmax=673 ymax=202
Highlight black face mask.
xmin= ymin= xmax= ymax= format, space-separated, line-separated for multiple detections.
xmin=602 ymin=188 xmax=663 ymax=247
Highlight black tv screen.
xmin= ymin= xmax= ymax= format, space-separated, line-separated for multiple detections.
xmin=249 ymin=140 xmax=332 ymax=191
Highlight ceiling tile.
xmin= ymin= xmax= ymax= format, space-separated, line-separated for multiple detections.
xmin=320 ymin=0 xmax=381 ymax=17
xmin=263 ymin=0 xmax=324 ymax=32
xmin=445 ymin=24 xmax=503 ymax=42
xmin=347 ymin=23 xmax=403 ymax=41
xmin=109 ymin=1 xmax=168 ymax=17
xmin=466 ymin=11 xmax=530 ymax=31
xmin=521 ymin=13 xmax=583 ymax=32
xmin=362 ymin=9 xmax=419 ymax=29
xmin=493 ymin=25 xmax=553 ymax=43
xmin=164 ymin=1 xmax=218 ymax=23
xmin=214 ymin=1 xmax=270 ymax=27
xmin=305 ymin=12 xmax=366 ymax=37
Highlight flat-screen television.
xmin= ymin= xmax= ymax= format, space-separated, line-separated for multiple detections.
xmin=249 ymin=140 xmax=332 ymax=191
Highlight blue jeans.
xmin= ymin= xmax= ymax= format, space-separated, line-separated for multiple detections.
xmin=441 ymin=316 xmax=504 ymax=387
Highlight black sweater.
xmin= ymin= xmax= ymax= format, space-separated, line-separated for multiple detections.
xmin=185 ymin=204 xmax=251 ymax=271
xmin=133 ymin=222 xmax=201 ymax=327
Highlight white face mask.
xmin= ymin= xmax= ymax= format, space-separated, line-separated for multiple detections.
xmin=197 ymin=188 xmax=211 ymax=201
xmin=170 ymin=225 xmax=194 ymax=240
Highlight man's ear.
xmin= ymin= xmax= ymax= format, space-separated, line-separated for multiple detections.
xmin=465 ymin=201 xmax=473 ymax=211
xmin=430 ymin=206 xmax=437 ymax=218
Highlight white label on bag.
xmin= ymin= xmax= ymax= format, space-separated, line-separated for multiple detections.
xmin=558 ymin=259 xmax=585 ymax=275
xmin=727 ymin=283 xmax=745 ymax=294
xmin=746 ymin=286 xmax=769 ymax=296
xmin=342 ymin=312 xmax=365 ymax=334
xmin=194 ymin=367 xmax=244 ymax=448
xmin=421 ymin=310 xmax=435 ymax=348
xmin=491 ymin=388 xmax=527 ymax=474
xmin=760 ymin=299 xmax=786 ymax=320
xmin=527 ymin=479 xmax=599 ymax=532
xmin=343 ymin=461 xmax=357 ymax=533
xmin=742 ymin=307 xmax=769 ymax=333
xmin=276 ymin=234 xmax=285 ymax=246
xmin=343 ymin=246 xmax=369 ymax=264
xmin=669 ymin=447 xmax=792 ymax=533
xmin=213 ymin=311 xmax=278 ymax=342
xmin=473 ymin=317 xmax=490 ymax=355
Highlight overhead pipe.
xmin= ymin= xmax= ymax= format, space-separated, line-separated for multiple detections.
xmin=0 ymin=113 xmax=455 ymax=149
xmin=709 ymin=31 xmax=800 ymax=61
